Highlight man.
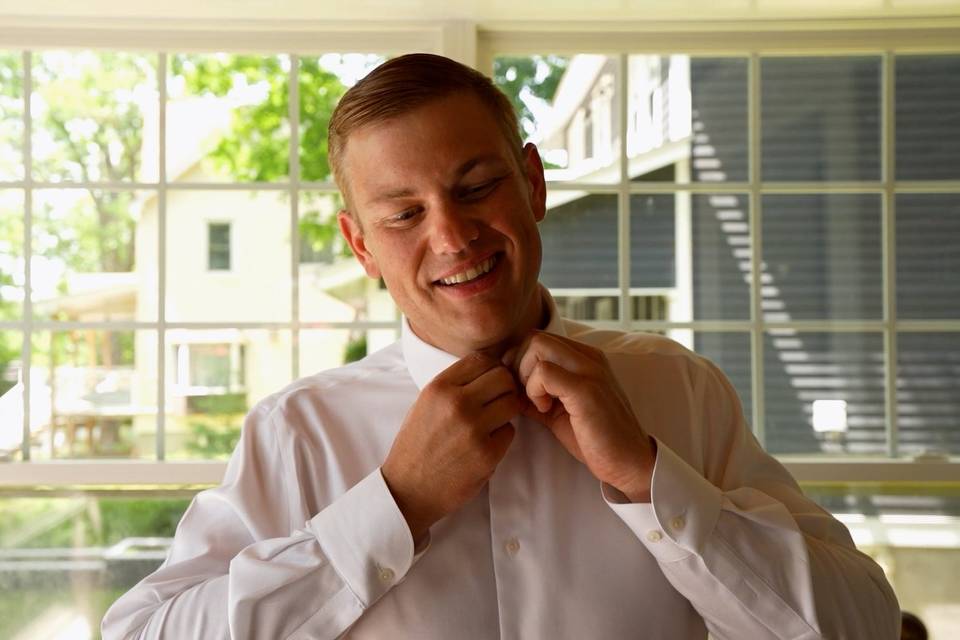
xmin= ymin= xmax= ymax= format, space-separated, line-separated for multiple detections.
xmin=102 ymin=53 xmax=900 ymax=639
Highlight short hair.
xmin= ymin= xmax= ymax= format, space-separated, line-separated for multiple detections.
xmin=328 ymin=53 xmax=524 ymax=207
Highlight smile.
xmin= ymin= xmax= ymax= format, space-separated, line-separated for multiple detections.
xmin=437 ymin=255 xmax=499 ymax=286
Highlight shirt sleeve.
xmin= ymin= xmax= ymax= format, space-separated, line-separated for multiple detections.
xmin=603 ymin=359 xmax=901 ymax=640
xmin=101 ymin=402 xmax=426 ymax=640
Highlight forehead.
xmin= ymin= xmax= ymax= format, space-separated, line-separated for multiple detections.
xmin=341 ymin=93 xmax=514 ymax=190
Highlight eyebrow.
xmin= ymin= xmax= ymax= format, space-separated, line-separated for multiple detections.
xmin=365 ymin=154 xmax=510 ymax=205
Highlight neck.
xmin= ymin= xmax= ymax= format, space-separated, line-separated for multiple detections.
xmin=474 ymin=291 xmax=549 ymax=360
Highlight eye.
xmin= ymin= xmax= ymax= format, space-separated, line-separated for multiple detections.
xmin=385 ymin=207 xmax=421 ymax=226
xmin=460 ymin=177 xmax=504 ymax=201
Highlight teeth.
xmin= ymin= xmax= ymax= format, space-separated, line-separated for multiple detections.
xmin=440 ymin=256 xmax=496 ymax=285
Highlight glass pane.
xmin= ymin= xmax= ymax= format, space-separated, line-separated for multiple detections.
xmin=803 ymin=485 xmax=960 ymax=640
xmin=694 ymin=331 xmax=752 ymax=422
xmin=32 ymin=51 xmax=158 ymax=183
xmin=298 ymin=191 xmax=399 ymax=324
xmin=0 ymin=51 xmax=23 ymax=181
xmin=632 ymin=192 xmax=751 ymax=321
xmin=30 ymin=330 xmax=157 ymax=460
xmin=765 ymin=331 xmax=885 ymax=455
xmin=896 ymin=55 xmax=960 ymax=181
xmin=0 ymin=493 xmax=191 ymax=640
xmin=300 ymin=328 xmax=370 ymax=377
xmin=0 ymin=330 xmax=23 ymax=460
xmin=761 ymin=57 xmax=881 ymax=182
xmin=0 ymin=190 xmax=24 ymax=320
xmin=897 ymin=194 xmax=960 ymax=320
xmin=167 ymin=53 xmax=290 ymax=183
xmin=553 ymin=295 xmax=621 ymax=322
xmin=165 ymin=190 xmax=291 ymax=323
xmin=32 ymin=189 xmax=152 ymax=322
xmin=762 ymin=194 xmax=882 ymax=320
xmin=627 ymin=56 xmax=747 ymax=183
xmin=166 ymin=329 xmax=291 ymax=460
xmin=898 ymin=332 xmax=960 ymax=457
xmin=495 ymin=55 xmax=620 ymax=183
xmin=629 ymin=194 xmax=674 ymax=292
xmin=299 ymin=54 xmax=384 ymax=182
xmin=541 ymin=192 xmax=618 ymax=290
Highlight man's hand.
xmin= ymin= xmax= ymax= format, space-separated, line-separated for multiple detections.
xmin=504 ymin=332 xmax=656 ymax=503
xmin=381 ymin=353 xmax=523 ymax=543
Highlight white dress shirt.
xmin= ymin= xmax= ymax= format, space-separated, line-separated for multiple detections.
xmin=102 ymin=291 xmax=899 ymax=640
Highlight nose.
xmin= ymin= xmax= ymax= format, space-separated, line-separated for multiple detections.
xmin=428 ymin=200 xmax=480 ymax=254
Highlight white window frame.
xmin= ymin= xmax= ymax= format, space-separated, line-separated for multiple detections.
xmin=1 ymin=19 xmax=959 ymax=486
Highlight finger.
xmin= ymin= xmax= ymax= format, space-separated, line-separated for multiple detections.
xmin=437 ymin=352 xmax=502 ymax=386
xmin=478 ymin=391 xmax=525 ymax=432
xmin=464 ymin=365 xmax=520 ymax=406
xmin=524 ymin=359 xmax=592 ymax=417
xmin=514 ymin=333 xmax=596 ymax=386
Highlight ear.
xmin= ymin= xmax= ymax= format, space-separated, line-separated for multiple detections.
xmin=338 ymin=210 xmax=381 ymax=279
xmin=522 ymin=142 xmax=547 ymax=222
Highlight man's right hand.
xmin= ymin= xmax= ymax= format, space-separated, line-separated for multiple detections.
xmin=381 ymin=353 xmax=523 ymax=544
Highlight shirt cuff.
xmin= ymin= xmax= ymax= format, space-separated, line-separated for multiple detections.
xmin=603 ymin=437 xmax=723 ymax=563
xmin=307 ymin=467 xmax=423 ymax=608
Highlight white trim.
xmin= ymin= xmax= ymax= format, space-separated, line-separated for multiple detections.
xmin=0 ymin=459 xmax=956 ymax=487
xmin=0 ymin=23 xmax=443 ymax=55
xmin=478 ymin=25 xmax=960 ymax=55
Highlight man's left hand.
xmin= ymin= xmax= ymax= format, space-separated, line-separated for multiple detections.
xmin=503 ymin=332 xmax=657 ymax=502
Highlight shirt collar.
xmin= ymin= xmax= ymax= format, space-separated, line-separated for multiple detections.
xmin=402 ymin=285 xmax=567 ymax=390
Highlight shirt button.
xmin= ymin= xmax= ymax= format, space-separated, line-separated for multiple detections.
xmin=671 ymin=516 xmax=686 ymax=531
xmin=504 ymin=538 xmax=521 ymax=555
xmin=378 ymin=567 xmax=395 ymax=583
xmin=646 ymin=530 xmax=663 ymax=543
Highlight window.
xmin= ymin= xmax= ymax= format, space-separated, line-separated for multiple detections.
xmin=0 ymin=18 xmax=957 ymax=639
xmin=173 ymin=342 xmax=244 ymax=393
xmin=207 ymin=222 xmax=230 ymax=271
xmin=489 ymin=49 xmax=960 ymax=460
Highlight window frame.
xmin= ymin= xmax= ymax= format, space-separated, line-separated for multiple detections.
xmin=0 ymin=20 xmax=958 ymax=486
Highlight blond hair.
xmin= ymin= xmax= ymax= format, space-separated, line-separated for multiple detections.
xmin=328 ymin=53 xmax=524 ymax=208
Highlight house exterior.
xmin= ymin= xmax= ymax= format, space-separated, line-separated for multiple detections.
xmin=535 ymin=53 xmax=960 ymax=457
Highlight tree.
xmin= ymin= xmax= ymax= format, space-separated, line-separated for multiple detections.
xmin=172 ymin=54 xmax=353 ymax=258
xmin=493 ymin=56 xmax=570 ymax=142
xmin=31 ymin=52 xmax=151 ymax=274
xmin=0 ymin=53 xmax=24 ymax=389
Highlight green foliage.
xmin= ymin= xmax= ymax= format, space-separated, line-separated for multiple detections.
xmin=31 ymin=53 xmax=151 ymax=273
xmin=493 ymin=55 xmax=570 ymax=139
xmin=343 ymin=334 xmax=367 ymax=363
xmin=171 ymin=55 xmax=347 ymax=183
xmin=183 ymin=394 xmax=246 ymax=458
xmin=97 ymin=497 xmax=189 ymax=542
xmin=188 ymin=393 xmax=248 ymax=415
xmin=186 ymin=420 xmax=242 ymax=459
xmin=0 ymin=496 xmax=189 ymax=548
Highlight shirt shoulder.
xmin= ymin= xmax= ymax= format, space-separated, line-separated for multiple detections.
xmin=246 ymin=341 xmax=411 ymax=432
xmin=563 ymin=318 xmax=701 ymax=362
xmin=560 ymin=317 xmax=733 ymax=398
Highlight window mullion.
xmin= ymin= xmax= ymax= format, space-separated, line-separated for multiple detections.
xmin=882 ymin=51 xmax=899 ymax=459
xmin=749 ymin=53 xmax=766 ymax=447
xmin=290 ymin=53 xmax=301 ymax=383
xmin=157 ymin=52 xmax=168 ymax=462
xmin=21 ymin=49 xmax=33 ymax=462
xmin=618 ymin=53 xmax=631 ymax=328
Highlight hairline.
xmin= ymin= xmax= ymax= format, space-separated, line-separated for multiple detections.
xmin=333 ymin=89 xmax=526 ymax=227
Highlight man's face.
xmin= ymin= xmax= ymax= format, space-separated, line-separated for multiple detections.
xmin=337 ymin=91 xmax=547 ymax=357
